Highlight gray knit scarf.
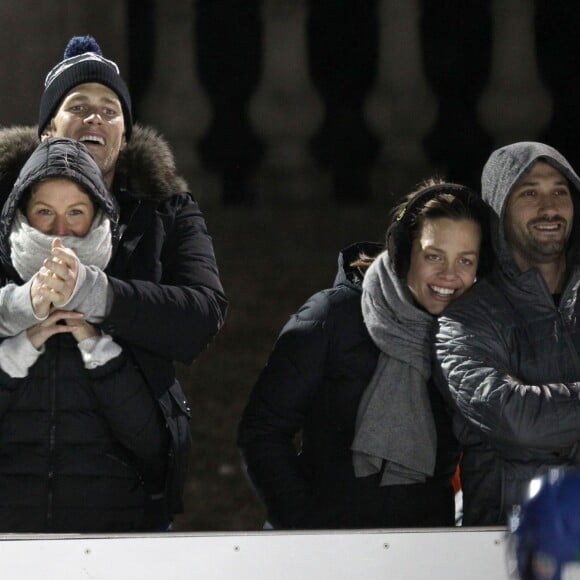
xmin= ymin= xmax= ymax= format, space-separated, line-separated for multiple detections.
xmin=9 ymin=209 xmax=112 ymax=281
xmin=351 ymin=250 xmax=437 ymax=485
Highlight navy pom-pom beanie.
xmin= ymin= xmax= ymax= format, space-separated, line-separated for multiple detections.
xmin=38 ymin=35 xmax=132 ymax=140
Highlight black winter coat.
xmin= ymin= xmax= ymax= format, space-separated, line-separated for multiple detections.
xmin=0 ymin=336 xmax=167 ymax=532
xmin=238 ymin=243 xmax=458 ymax=529
xmin=0 ymin=137 xmax=168 ymax=532
xmin=0 ymin=128 xmax=227 ymax=530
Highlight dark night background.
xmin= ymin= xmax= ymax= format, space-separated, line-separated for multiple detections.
xmin=1 ymin=0 xmax=579 ymax=531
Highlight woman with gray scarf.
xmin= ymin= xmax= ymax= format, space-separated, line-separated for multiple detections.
xmin=0 ymin=138 xmax=168 ymax=532
xmin=238 ymin=179 xmax=492 ymax=529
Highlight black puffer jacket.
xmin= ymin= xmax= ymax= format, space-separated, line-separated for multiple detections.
xmin=0 ymin=138 xmax=168 ymax=532
xmin=435 ymin=142 xmax=580 ymax=526
xmin=238 ymin=243 xmax=458 ymax=529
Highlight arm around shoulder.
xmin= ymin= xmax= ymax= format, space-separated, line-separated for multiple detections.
xmin=435 ymin=294 xmax=580 ymax=449
xmin=103 ymin=195 xmax=227 ymax=363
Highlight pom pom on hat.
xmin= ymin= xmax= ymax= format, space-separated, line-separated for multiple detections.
xmin=63 ymin=35 xmax=103 ymax=58
xmin=38 ymin=35 xmax=132 ymax=140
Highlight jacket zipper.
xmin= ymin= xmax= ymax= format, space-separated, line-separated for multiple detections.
xmin=46 ymin=348 xmax=58 ymax=531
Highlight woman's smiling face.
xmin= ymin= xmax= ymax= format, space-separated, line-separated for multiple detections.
xmin=406 ymin=217 xmax=481 ymax=315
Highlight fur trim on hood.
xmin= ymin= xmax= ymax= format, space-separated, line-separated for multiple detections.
xmin=115 ymin=125 xmax=189 ymax=200
xmin=0 ymin=124 xmax=190 ymax=208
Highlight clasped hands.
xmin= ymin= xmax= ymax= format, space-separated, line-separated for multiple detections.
xmin=27 ymin=238 xmax=98 ymax=349
xmin=31 ymin=238 xmax=78 ymax=317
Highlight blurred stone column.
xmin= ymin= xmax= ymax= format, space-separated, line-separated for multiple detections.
xmin=127 ymin=0 xmax=155 ymax=123
xmin=196 ymin=0 xmax=264 ymax=205
xmin=138 ymin=0 xmax=218 ymax=205
xmin=308 ymin=0 xmax=380 ymax=203
xmin=250 ymin=0 xmax=327 ymax=205
xmin=479 ymin=0 xmax=551 ymax=150
xmin=366 ymin=0 xmax=435 ymax=204
xmin=535 ymin=1 xmax=580 ymax=169
xmin=420 ymin=0 xmax=493 ymax=189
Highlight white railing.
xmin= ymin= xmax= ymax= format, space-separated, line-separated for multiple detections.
xmin=0 ymin=527 xmax=511 ymax=579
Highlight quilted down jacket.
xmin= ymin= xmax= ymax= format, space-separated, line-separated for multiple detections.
xmin=435 ymin=142 xmax=580 ymax=525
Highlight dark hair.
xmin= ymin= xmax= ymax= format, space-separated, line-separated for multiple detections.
xmin=386 ymin=178 xmax=492 ymax=279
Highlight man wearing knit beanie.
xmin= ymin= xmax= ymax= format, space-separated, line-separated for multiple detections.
xmin=39 ymin=36 xmax=131 ymax=187
xmin=0 ymin=35 xmax=228 ymax=531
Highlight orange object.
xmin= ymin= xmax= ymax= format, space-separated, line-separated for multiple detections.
xmin=452 ymin=463 xmax=462 ymax=494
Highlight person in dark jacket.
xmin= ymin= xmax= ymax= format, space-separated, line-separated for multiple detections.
xmin=237 ymin=179 xmax=492 ymax=529
xmin=0 ymin=137 xmax=168 ymax=532
xmin=0 ymin=35 xmax=227 ymax=521
xmin=434 ymin=142 xmax=580 ymax=526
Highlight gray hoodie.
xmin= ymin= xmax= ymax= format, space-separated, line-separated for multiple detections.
xmin=481 ymin=141 xmax=580 ymax=277
xmin=434 ymin=141 xmax=580 ymax=526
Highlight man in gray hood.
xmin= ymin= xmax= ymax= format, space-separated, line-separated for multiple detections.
xmin=434 ymin=141 xmax=580 ymax=526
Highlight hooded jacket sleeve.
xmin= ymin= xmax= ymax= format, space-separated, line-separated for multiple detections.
xmin=237 ymin=290 xmax=332 ymax=529
xmin=102 ymin=195 xmax=227 ymax=364
xmin=434 ymin=300 xmax=580 ymax=450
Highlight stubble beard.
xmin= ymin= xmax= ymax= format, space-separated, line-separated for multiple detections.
xmin=514 ymin=226 xmax=569 ymax=265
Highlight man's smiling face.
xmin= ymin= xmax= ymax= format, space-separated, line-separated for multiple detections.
xmin=505 ymin=160 xmax=574 ymax=271
xmin=46 ymin=82 xmax=126 ymax=188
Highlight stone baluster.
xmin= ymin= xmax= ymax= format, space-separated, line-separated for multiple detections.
xmin=250 ymin=0 xmax=326 ymax=204
xmin=196 ymin=0 xmax=264 ymax=205
xmin=479 ymin=0 xmax=552 ymax=151
xmin=307 ymin=0 xmax=380 ymax=203
xmin=535 ymin=1 xmax=580 ymax=169
xmin=137 ymin=0 xmax=218 ymax=205
xmin=420 ymin=0 xmax=493 ymax=189
xmin=366 ymin=0 xmax=435 ymax=204
xmin=126 ymin=0 xmax=155 ymax=123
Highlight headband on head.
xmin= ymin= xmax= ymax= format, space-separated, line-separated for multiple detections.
xmin=386 ymin=183 xmax=485 ymax=279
